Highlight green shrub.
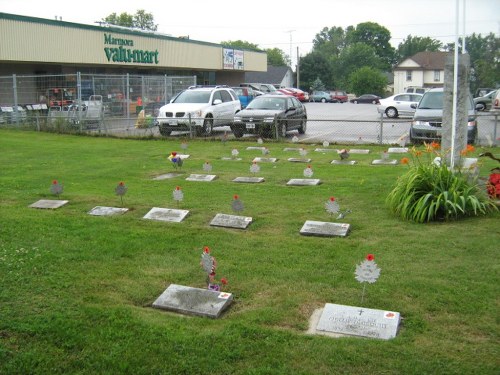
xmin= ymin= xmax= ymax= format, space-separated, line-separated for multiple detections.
xmin=386 ymin=144 xmax=497 ymax=222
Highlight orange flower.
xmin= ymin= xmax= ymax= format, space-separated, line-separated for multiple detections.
xmin=431 ymin=141 xmax=440 ymax=150
xmin=415 ymin=150 xmax=422 ymax=157
xmin=401 ymin=157 xmax=409 ymax=165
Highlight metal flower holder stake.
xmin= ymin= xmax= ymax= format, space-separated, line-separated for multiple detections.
xmin=325 ymin=196 xmax=352 ymax=220
xmin=50 ymin=180 xmax=63 ymax=197
xmin=231 ymin=194 xmax=244 ymax=212
xmin=200 ymin=246 xmax=228 ymax=292
xmin=115 ymin=181 xmax=128 ymax=207
xmin=355 ymin=254 xmax=381 ymax=304
xmin=250 ymin=161 xmax=260 ymax=174
xmin=203 ymin=161 xmax=212 ymax=173
xmin=303 ymin=165 xmax=313 ymax=178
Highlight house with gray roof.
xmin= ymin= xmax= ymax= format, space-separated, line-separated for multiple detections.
xmin=244 ymin=65 xmax=294 ymax=88
xmin=393 ymin=51 xmax=448 ymax=93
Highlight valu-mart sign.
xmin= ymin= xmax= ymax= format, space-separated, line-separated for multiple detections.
xmin=103 ymin=33 xmax=159 ymax=64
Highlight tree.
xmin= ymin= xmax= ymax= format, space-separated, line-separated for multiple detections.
xmin=220 ymin=40 xmax=261 ymax=51
xmin=347 ymin=22 xmax=396 ymax=69
xmin=333 ymin=43 xmax=383 ymax=89
xmin=102 ymin=10 xmax=157 ymax=31
xmin=396 ymin=35 xmax=443 ymax=63
xmin=265 ymin=48 xmax=288 ymax=66
xmin=310 ymin=78 xmax=326 ymax=91
xmin=348 ymin=66 xmax=387 ymax=96
xmin=312 ymin=26 xmax=347 ymax=57
xmin=298 ymin=51 xmax=334 ymax=91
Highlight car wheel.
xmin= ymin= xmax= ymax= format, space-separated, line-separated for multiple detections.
xmin=353 ymin=100 xmax=358 ymax=104
xmin=321 ymin=98 xmax=326 ymax=103
xmin=158 ymin=124 xmax=172 ymax=136
xmin=298 ymin=118 xmax=307 ymax=134
xmin=197 ymin=116 xmax=213 ymax=136
xmin=231 ymin=125 xmax=245 ymax=138
xmin=372 ymin=100 xmax=377 ymax=104
xmin=476 ymin=102 xmax=486 ymax=111
xmin=385 ymin=107 xmax=398 ymax=118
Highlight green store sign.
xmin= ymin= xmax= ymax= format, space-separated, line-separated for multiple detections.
xmin=104 ymin=33 xmax=159 ymax=64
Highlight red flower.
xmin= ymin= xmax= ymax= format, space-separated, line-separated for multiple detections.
xmin=203 ymin=246 xmax=210 ymax=253
xmin=52 ymin=180 xmax=58 ymax=184
xmin=366 ymin=254 xmax=375 ymax=261
xmin=119 ymin=181 xmax=125 ymax=186
xmin=171 ymin=152 xmax=177 ymax=156
xmin=221 ymin=278 xmax=228 ymax=285
xmin=307 ymin=165 xmax=312 ymax=169
xmin=234 ymin=195 xmax=239 ymax=200
xmin=176 ymin=186 xmax=181 ymax=190
xmin=401 ymin=157 xmax=409 ymax=165
xmin=329 ymin=197 xmax=335 ymax=202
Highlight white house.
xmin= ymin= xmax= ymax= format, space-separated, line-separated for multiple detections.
xmin=393 ymin=51 xmax=448 ymax=94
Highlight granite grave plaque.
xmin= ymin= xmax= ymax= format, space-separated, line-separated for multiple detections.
xmin=331 ymin=160 xmax=357 ymax=165
xmin=300 ymin=220 xmax=350 ymax=237
xmin=387 ymin=147 xmax=408 ymax=153
xmin=210 ymin=213 xmax=253 ymax=229
xmin=349 ymin=149 xmax=370 ymax=154
xmin=314 ymin=148 xmax=336 ymax=153
xmin=288 ymin=158 xmax=312 ymax=163
xmin=371 ymin=159 xmax=398 ymax=165
xmin=232 ymin=177 xmax=265 ymax=183
xmin=143 ymin=207 xmax=189 ymax=222
xmin=88 ymin=206 xmax=128 ymax=216
xmin=287 ymin=179 xmax=322 ymax=186
xmin=30 ymin=199 xmax=68 ymax=209
xmin=152 ymin=172 xmax=183 ymax=180
xmin=152 ymin=284 xmax=233 ymax=318
xmin=186 ymin=174 xmax=217 ymax=182
xmin=246 ymin=146 xmax=266 ymax=151
xmin=283 ymin=147 xmax=302 ymax=151
xmin=221 ymin=157 xmax=242 ymax=161
xmin=315 ymin=303 xmax=400 ymax=340
xmin=252 ymin=157 xmax=277 ymax=163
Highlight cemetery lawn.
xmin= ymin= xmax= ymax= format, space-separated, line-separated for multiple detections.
xmin=1 ymin=130 xmax=499 ymax=375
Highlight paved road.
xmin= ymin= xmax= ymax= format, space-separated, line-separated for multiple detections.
xmin=101 ymin=101 xmax=499 ymax=146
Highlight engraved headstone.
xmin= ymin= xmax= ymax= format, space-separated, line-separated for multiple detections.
xmin=186 ymin=174 xmax=217 ymax=182
xmin=300 ymin=220 xmax=350 ymax=237
xmin=152 ymin=284 xmax=232 ymax=318
xmin=210 ymin=213 xmax=253 ymax=229
xmin=283 ymin=147 xmax=302 ymax=151
xmin=152 ymin=172 xmax=183 ymax=180
xmin=257 ymin=137 xmax=264 ymax=144
xmin=315 ymin=148 xmax=336 ymax=152
xmin=323 ymin=140 xmax=330 ymax=148
xmin=232 ymin=177 xmax=265 ymax=183
xmin=143 ymin=207 xmax=189 ymax=222
xmin=30 ymin=199 xmax=68 ymax=209
xmin=287 ymin=179 xmax=322 ymax=186
xmin=349 ymin=149 xmax=370 ymax=154
xmin=288 ymin=158 xmax=312 ymax=163
xmin=252 ymin=157 xmax=277 ymax=163
xmin=331 ymin=160 xmax=357 ymax=165
xmin=371 ymin=159 xmax=398 ymax=165
xmin=88 ymin=206 xmax=128 ymax=216
xmin=246 ymin=146 xmax=266 ymax=151
xmin=314 ymin=303 xmax=400 ymax=340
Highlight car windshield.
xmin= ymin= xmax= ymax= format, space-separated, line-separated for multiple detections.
xmin=418 ymin=92 xmax=443 ymax=109
xmin=246 ymin=97 xmax=285 ymax=110
xmin=173 ymin=90 xmax=211 ymax=103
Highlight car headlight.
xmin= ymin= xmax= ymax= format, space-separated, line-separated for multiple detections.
xmin=234 ymin=116 xmax=242 ymax=123
xmin=412 ymin=120 xmax=430 ymax=126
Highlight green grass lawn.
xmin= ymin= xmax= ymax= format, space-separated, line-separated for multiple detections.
xmin=0 ymin=130 xmax=498 ymax=374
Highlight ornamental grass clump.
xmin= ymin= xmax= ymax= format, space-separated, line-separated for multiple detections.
xmin=386 ymin=142 xmax=497 ymax=223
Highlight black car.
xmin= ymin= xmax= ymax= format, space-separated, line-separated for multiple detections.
xmin=350 ymin=94 xmax=381 ymax=104
xmin=231 ymin=94 xmax=307 ymax=138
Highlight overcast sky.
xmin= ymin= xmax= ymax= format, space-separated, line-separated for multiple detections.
xmin=1 ymin=0 xmax=498 ymax=65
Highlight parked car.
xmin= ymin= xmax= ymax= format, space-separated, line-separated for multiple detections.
xmin=473 ymin=90 xmax=497 ymax=111
xmin=310 ymin=91 xmax=334 ymax=103
xmin=350 ymin=94 xmax=381 ymax=104
xmin=405 ymin=87 xmax=428 ymax=94
xmin=286 ymin=88 xmax=308 ymax=102
xmin=232 ymin=87 xmax=255 ymax=109
xmin=410 ymin=88 xmax=477 ymax=144
xmin=231 ymin=94 xmax=307 ymax=138
xmin=377 ymin=93 xmax=423 ymax=118
xmin=156 ymin=86 xmax=241 ymax=136
xmin=330 ymin=90 xmax=348 ymax=103
xmin=474 ymin=87 xmax=496 ymax=98
xmin=493 ymin=89 xmax=500 ymax=111
xmin=240 ymin=83 xmax=277 ymax=94
xmin=277 ymin=88 xmax=295 ymax=96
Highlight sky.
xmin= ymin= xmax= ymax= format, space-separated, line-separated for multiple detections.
xmin=1 ymin=0 xmax=498 ymax=66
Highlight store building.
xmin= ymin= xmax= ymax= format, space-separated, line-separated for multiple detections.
xmin=0 ymin=12 xmax=267 ymax=84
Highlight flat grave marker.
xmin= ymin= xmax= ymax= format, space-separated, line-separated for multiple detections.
xmin=387 ymin=147 xmax=408 ymax=153
xmin=221 ymin=157 xmax=242 ymax=161
xmin=210 ymin=213 xmax=253 ymax=229
xmin=300 ymin=220 xmax=350 ymax=237
xmin=331 ymin=160 xmax=357 ymax=165
xmin=152 ymin=284 xmax=233 ymax=318
xmin=371 ymin=159 xmax=398 ymax=165
xmin=246 ymin=146 xmax=266 ymax=151
xmin=152 ymin=172 xmax=183 ymax=180
xmin=88 ymin=206 xmax=128 ymax=216
xmin=283 ymin=147 xmax=302 ymax=151
xmin=143 ymin=207 xmax=189 ymax=223
xmin=348 ymin=149 xmax=370 ymax=154
xmin=287 ymin=178 xmax=322 ymax=186
xmin=288 ymin=158 xmax=312 ymax=163
xmin=29 ymin=199 xmax=68 ymax=209
xmin=232 ymin=177 xmax=265 ymax=183
xmin=314 ymin=303 xmax=400 ymax=340
xmin=252 ymin=157 xmax=278 ymax=163
xmin=314 ymin=148 xmax=337 ymax=153
xmin=186 ymin=174 xmax=217 ymax=182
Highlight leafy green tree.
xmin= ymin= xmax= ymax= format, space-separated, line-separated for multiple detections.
xmin=220 ymin=40 xmax=261 ymax=51
xmin=298 ymin=51 xmax=334 ymax=91
xmin=266 ymin=48 xmax=288 ymax=66
xmin=310 ymin=78 xmax=326 ymax=91
xmin=348 ymin=66 xmax=387 ymax=96
xmin=333 ymin=43 xmax=383 ymax=89
xmin=312 ymin=26 xmax=348 ymax=57
xmin=396 ymin=35 xmax=443 ymax=63
xmin=347 ymin=22 xmax=396 ymax=69
xmin=102 ymin=10 xmax=157 ymax=31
